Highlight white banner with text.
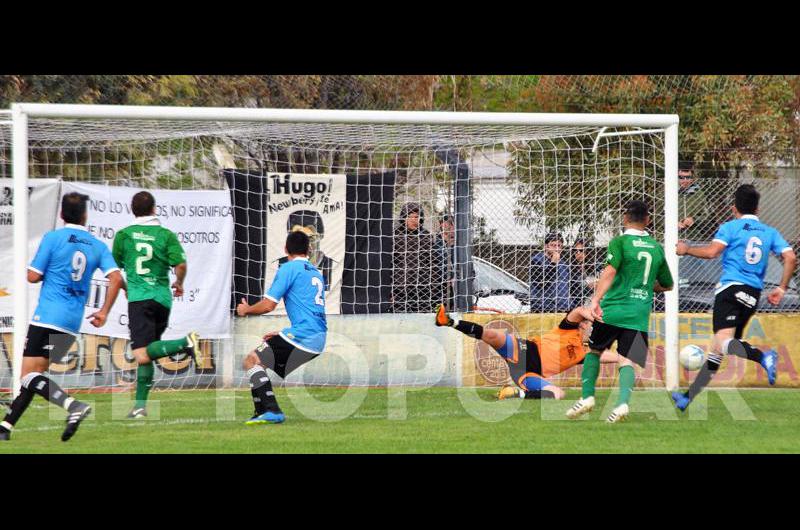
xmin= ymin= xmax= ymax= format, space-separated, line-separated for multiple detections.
xmin=61 ymin=182 xmax=233 ymax=340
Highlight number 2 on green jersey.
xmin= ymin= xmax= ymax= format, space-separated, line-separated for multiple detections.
xmin=135 ymin=242 xmax=153 ymax=275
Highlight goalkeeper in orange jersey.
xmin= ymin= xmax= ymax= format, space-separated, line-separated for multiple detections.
xmin=435 ymin=304 xmax=620 ymax=399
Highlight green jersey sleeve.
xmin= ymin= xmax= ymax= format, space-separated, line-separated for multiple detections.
xmin=166 ymin=231 xmax=186 ymax=266
xmin=112 ymin=231 xmax=127 ymax=270
xmin=606 ymin=236 xmax=624 ymax=270
xmin=656 ymin=256 xmax=674 ymax=289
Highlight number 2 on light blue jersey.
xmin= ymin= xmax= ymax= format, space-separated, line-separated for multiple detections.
xmin=312 ymin=276 xmax=324 ymax=306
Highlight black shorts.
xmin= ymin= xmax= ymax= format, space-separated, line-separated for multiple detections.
xmin=128 ymin=300 xmax=170 ymax=350
xmin=255 ymin=335 xmax=319 ymax=379
xmin=505 ymin=337 xmax=543 ymax=388
xmin=588 ymin=321 xmax=649 ymax=368
xmin=713 ymin=284 xmax=760 ymax=338
xmin=23 ymin=324 xmax=76 ymax=360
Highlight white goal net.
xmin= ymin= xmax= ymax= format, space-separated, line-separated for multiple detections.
xmin=0 ymin=106 xmax=679 ymax=397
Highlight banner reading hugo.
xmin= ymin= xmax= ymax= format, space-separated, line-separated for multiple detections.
xmin=60 ymin=182 xmax=233 ymax=340
xmin=265 ymin=173 xmax=346 ymax=314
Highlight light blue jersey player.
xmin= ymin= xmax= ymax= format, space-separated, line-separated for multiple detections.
xmin=673 ymin=184 xmax=797 ymax=411
xmin=30 ymin=222 xmax=120 ymax=335
xmin=714 ymin=216 xmax=792 ymax=293
xmin=1 ymin=193 xmax=123 ymax=443
xmin=236 ymin=230 xmax=327 ymax=425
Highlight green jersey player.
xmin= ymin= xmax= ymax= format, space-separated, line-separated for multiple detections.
xmin=112 ymin=191 xmax=199 ymax=418
xmin=566 ymin=200 xmax=674 ymax=423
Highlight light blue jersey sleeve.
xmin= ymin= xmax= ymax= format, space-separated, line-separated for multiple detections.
xmin=770 ymin=228 xmax=791 ymax=256
xmin=99 ymin=243 xmax=120 ymax=276
xmin=29 ymin=231 xmax=55 ymax=274
xmin=713 ymin=222 xmax=733 ymax=246
xmin=265 ymin=263 xmax=294 ymax=302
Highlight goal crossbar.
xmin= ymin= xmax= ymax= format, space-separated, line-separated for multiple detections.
xmin=13 ymin=103 xmax=679 ymax=128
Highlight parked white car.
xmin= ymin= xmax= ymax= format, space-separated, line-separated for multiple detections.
xmin=471 ymin=257 xmax=530 ymax=314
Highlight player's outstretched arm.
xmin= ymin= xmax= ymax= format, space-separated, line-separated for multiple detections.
xmin=237 ymin=297 xmax=278 ymax=317
xmin=565 ymin=305 xmax=594 ymax=325
xmin=88 ymin=271 xmax=124 ymax=328
xmin=675 ymin=240 xmax=725 ymax=260
xmin=768 ymin=249 xmax=798 ymax=305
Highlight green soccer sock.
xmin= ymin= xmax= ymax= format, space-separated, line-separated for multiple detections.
xmin=581 ymin=352 xmax=601 ymax=399
xmin=146 ymin=337 xmax=189 ymax=360
xmin=135 ymin=363 xmax=154 ymax=409
xmin=617 ymin=365 xmax=635 ymax=407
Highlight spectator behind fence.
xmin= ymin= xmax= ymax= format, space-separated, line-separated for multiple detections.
xmin=678 ymin=160 xmax=712 ymax=241
xmin=569 ymin=238 xmax=597 ymax=305
xmin=392 ymin=203 xmax=443 ymax=313
xmin=434 ymin=214 xmax=456 ymax=306
xmin=529 ymin=232 xmax=572 ymax=312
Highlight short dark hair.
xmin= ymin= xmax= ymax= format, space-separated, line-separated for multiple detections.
xmin=625 ymin=200 xmax=650 ymax=223
xmin=544 ymin=232 xmax=563 ymax=245
xmin=286 ymin=230 xmax=310 ymax=255
xmin=131 ymin=191 xmax=155 ymax=217
xmin=678 ymin=160 xmax=694 ymax=173
xmin=440 ymin=214 xmax=453 ymax=224
xmin=734 ymin=184 xmax=760 ymax=215
xmin=61 ymin=192 xmax=89 ymax=224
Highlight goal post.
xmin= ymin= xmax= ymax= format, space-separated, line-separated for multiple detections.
xmin=7 ymin=103 xmax=680 ymax=396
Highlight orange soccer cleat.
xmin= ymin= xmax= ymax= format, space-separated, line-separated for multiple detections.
xmin=434 ymin=304 xmax=453 ymax=327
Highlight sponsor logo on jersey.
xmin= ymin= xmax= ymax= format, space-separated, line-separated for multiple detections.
xmin=632 ymin=239 xmax=655 ymax=248
xmin=566 ymin=344 xmax=577 ymax=360
xmin=741 ymin=223 xmax=762 ymax=232
xmin=132 ymin=232 xmax=156 ymax=241
xmin=630 ymin=287 xmax=649 ymax=300
xmin=67 ymin=234 xmax=93 ymax=245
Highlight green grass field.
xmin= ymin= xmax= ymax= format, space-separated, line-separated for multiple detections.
xmin=1 ymin=387 xmax=799 ymax=453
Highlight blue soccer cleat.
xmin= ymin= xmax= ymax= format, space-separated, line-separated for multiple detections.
xmin=761 ymin=349 xmax=778 ymax=386
xmin=671 ymin=391 xmax=692 ymax=412
xmin=245 ymin=410 xmax=285 ymax=425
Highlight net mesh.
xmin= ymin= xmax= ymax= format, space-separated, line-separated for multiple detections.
xmin=1 ymin=115 xmax=674 ymax=394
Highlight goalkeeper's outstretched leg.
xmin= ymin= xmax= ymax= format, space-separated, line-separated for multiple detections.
xmin=436 ymin=304 xmax=619 ymax=401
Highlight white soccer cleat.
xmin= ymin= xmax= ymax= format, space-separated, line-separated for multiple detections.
xmin=606 ymin=403 xmax=629 ymax=424
xmin=566 ymin=396 xmax=595 ymax=419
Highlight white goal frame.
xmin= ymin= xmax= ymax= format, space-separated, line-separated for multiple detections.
xmin=9 ymin=103 xmax=681 ymax=395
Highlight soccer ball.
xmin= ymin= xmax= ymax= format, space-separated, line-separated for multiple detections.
xmin=680 ymin=344 xmax=706 ymax=371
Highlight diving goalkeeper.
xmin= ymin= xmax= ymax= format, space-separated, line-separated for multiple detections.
xmin=435 ymin=304 xmax=619 ymax=399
